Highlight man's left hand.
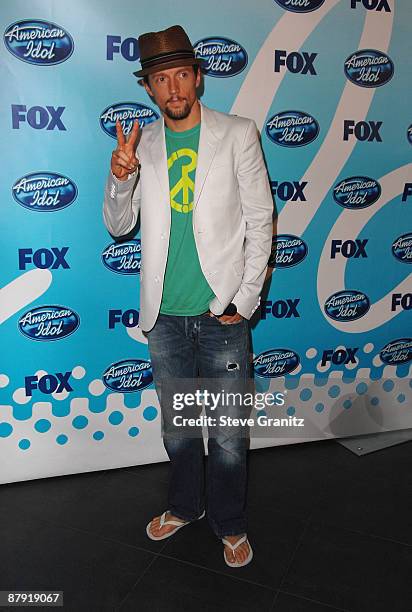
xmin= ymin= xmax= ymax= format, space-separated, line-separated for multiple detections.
xmin=208 ymin=311 xmax=243 ymax=324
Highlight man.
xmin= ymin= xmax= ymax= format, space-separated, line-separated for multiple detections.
xmin=103 ymin=25 xmax=273 ymax=567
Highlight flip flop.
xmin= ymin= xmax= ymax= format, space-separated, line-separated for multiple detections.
xmin=222 ymin=534 xmax=254 ymax=567
xmin=146 ymin=509 xmax=206 ymax=541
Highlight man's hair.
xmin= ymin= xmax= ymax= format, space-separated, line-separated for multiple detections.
xmin=143 ymin=64 xmax=199 ymax=86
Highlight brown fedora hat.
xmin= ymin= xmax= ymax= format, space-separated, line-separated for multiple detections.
xmin=133 ymin=25 xmax=203 ymax=78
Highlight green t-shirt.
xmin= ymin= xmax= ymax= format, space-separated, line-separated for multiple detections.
xmin=160 ymin=122 xmax=215 ymax=315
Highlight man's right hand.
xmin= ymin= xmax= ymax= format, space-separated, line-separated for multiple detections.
xmin=111 ymin=119 xmax=140 ymax=181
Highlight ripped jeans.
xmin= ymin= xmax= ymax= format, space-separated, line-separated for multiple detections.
xmin=145 ymin=310 xmax=250 ymax=537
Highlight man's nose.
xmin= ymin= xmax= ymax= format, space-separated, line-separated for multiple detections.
xmin=168 ymin=77 xmax=180 ymax=94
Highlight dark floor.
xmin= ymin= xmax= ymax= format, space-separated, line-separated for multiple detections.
xmin=1 ymin=439 xmax=411 ymax=612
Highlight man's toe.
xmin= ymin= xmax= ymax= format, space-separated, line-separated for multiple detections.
xmin=149 ymin=515 xmax=165 ymax=536
xmin=225 ymin=541 xmax=250 ymax=564
xmin=240 ymin=542 xmax=250 ymax=561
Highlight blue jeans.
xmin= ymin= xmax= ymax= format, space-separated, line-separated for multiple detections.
xmin=145 ymin=311 xmax=250 ymax=537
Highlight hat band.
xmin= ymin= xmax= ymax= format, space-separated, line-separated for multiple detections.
xmin=140 ymin=49 xmax=196 ymax=69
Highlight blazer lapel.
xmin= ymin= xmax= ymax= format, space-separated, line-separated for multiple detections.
xmin=148 ymin=116 xmax=170 ymax=210
xmin=193 ymin=102 xmax=221 ymax=210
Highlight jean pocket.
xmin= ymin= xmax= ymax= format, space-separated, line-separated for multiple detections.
xmin=216 ymin=316 xmax=244 ymax=326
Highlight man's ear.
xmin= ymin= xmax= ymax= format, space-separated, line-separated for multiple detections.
xmin=195 ymin=69 xmax=201 ymax=88
xmin=142 ymin=80 xmax=153 ymax=98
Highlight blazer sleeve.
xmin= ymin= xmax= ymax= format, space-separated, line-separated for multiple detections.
xmin=231 ymin=119 xmax=273 ymax=319
xmin=102 ymin=168 xmax=141 ymax=238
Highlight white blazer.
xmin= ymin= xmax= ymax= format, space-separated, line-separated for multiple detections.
xmin=103 ymin=101 xmax=273 ymax=332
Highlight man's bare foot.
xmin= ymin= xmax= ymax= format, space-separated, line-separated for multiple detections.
xmin=148 ymin=511 xmax=187 ymax=538
xmin=223 ymin=534 xmax=251 ymax=565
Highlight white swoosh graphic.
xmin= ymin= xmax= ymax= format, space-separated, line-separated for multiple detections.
xmin=319 ymin=163 xmax=412 ymax=332
xmin=231 ymin=2 xmax=394 ymax=237
xmin=0 ymin=269 xmax=52 ymax=324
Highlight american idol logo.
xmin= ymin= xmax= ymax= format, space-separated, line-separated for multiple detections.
xmin=100 ymin=103 xmax=159 ymax=139
xmin=18 ymin=305 xmax=80 ymax=341
xmin=266 ymin=111 xmax=319 ymax=147
xmin=102 ymin=239 xmax=141 ymax=274
xmin=273 ymin=0 xmax=326 ymax=13
xmin=12 ymin=172 xmax=77 ymax=212
xmin=269 ymin=234 xmax=307 ymax=268
xmin=102 ymin=359 xmax=153 ymax=393
xmin=380 ymin=338 xmax=412 ymax=365
xmin=324 ymin=290 xmax=370 ymax=322
xmin=392 ymin=233 xmax=412 ymax=264
xmin=193 ymin=37 xmax=247 ymax=77
xmin=333 ymin=176 xmax=381 ymax=210
xmin=4 ymin=19 xmax=74 ymax=65
xmin=344 ymin=50 xmax=394 ymax=88
xmin=253 ymin=349 xmax=300 ymax=378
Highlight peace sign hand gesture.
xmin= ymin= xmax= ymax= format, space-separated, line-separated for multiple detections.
xmin=111 ymin=119 xmax=140 ymax=181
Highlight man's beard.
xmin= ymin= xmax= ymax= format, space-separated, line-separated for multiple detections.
xmin=164 ymin=99 xmax=191 ymax=120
